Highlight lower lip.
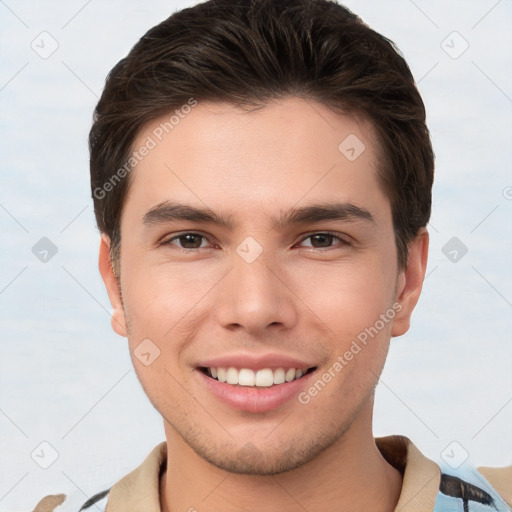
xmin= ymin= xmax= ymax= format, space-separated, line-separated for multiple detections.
xmin=197 ymin=369 xmax=316 ymax=413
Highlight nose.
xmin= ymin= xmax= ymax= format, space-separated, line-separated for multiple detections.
xmin=215 ymin=247 xmax=298 ymax=336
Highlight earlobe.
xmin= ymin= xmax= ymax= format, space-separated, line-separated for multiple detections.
xmin=98 ymin=234 xmax=127 ymax=337
xmin=391 ymin=228 xmax=429 ymax=337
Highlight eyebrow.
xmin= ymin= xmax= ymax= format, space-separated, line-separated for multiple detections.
xmin=143 ymin=201 xmax=374 ymax=230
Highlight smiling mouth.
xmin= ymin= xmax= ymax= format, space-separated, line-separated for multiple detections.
xmin=199 ymin=366 xmax=317 ymax=388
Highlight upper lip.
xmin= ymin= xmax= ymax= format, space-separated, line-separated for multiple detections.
xmin=197 ymin=352 xmax=317 ymax=371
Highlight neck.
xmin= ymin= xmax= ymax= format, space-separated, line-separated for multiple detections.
xmin=160 ymin=404 xmax=402 ymax=512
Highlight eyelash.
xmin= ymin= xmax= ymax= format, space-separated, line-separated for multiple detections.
xmin=159 ymin=231 xmax=351 ymax=252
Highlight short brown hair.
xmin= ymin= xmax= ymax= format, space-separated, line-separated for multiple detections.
xmin=90 ymin=0 xmax=434 ymax=270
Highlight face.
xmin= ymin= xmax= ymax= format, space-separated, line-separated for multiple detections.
xmin=100 ymin=97 xmax=428 ymax=475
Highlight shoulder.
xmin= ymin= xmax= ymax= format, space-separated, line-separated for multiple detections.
xmin=31 ymin=442 xmax=167 ymax=511
xmin=476 ymin=464 xmax=512 ymax=508
xmin=436 ymin=462 xmax=511 ymax=511
xmin=376 ymin=435 xmax=511 ymax=511
xmin=30 ymin=489 xmax=110 ymax=512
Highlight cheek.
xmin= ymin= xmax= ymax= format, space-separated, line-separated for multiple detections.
xmin=290 ymin=257 xmax=397 ymax=339
xmin=122 ymin=256 xmax=220 ymax=337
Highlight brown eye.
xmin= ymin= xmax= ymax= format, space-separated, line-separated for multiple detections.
xmin=164 ymin=233 xmax=208 ymax=249
xmin=299 ymin=232 xmax=349 ymax=249
xmin=309 ymin=234 xmax=335 ymax=248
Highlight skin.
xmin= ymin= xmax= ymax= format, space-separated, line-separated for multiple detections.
xmin=99 ymin=97 xmax=429 ymax=512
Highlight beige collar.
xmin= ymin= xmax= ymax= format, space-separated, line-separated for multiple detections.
xmin=105 ymin=435 xmax=441 ymax=512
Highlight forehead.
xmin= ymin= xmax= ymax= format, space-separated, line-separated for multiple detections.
xmin=124 ymin=97 xmax=388 ymax=222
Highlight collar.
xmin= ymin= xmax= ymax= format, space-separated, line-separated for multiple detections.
xmin=105 ymin=435 xmax=441 ymax=512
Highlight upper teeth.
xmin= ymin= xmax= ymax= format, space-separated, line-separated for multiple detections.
xmin=208 ymin=367 xmax=308 ymax=387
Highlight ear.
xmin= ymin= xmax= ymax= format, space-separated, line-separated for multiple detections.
xmin=391 ymin=228 xmax=429 ymax=337
xmin=98 ymin=234 xmax=127 ymax=337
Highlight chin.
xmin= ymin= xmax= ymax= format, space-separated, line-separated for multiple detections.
xmin=199 ymin=444 xmax=315 ymax=475
xmin=180 ymin=425 xmax=346 ymax=476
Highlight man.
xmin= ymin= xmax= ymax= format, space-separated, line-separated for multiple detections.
xmin=33 ymin=0 xmax=511 ymax=511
